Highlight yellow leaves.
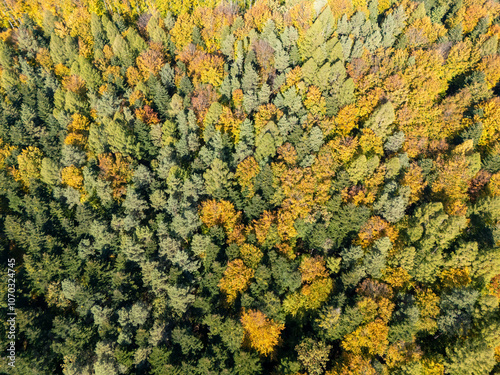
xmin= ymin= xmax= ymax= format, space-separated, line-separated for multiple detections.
xmin=282 ymin=66 xmax=302 ymax=93
xmin=235 ymin=156 xmax=260 ymax=199
xmin=241 ymin=309 xmax=284 ymax=356
xmin=61 ymin=165 xmax=84 ymax=191
xmin=0 ymin=138 xmax=15 ymax=170
xmin=15 ymin=146 xmax=43 ymax=188
xmin=170 ymin=13 xmax=194 ymax=52
xmin=383 ymin=266 xmax=412 ymax=289
xmin=304 ymin=86 xmax=326 ymax=125
xmin=477 ymin=97 xmax=500 ymax=146
xmin=240 ymin=243 xmax=263 ymax=269
xmin=488 ymin=172 xmax=500 ymax=196
xmin=439 ymin=267 xmax=471 ymax=288
xmin=415 ymin=288 xmax=440 ymax=333
xmin=401 ymin=162 xmax=427 ymax=204
xmin=422 ymin=359 xmax=445 ymax=375
xmin=252 ymin=210 xmax=275 ymax=245
xmin=407 ymin=17 xmax=447 ymax=46
xmin=283 ymin=256 xmax=333 ymax=316
xmin=359 ymin=128 xmax=383 ymax=155
xmin=216 ymin=106 xmax=241 ymax=142
xmin=198 ymin=54 xmax=225 ymax=87
xmin=65 ymin=113 xmax=90 ymax=148
xmin=477 ymin=55 xmax=500 ymax=90
xmin=54 ymin=63 xmax=70 ymax=78
xmin=219 ymin=259 xmax=254 ymax=304
xmin=69 ymin=113 xmax=90 ymax=132
xmin=178 ymin=45 xmax=226 ymax=87
xmin=432 ymin=155 xmax=471 ymax=209
xmin=36 ymin=48 xmax=53 ymax=71
xmin=334 ymin=104 xmax=359 ymax=136
xmin=126 ymin=66 xmax=142 ymax=87
xmin=102 ymin=66 xmax=121 ymax=83
xmin=254 ymin=104 xmax=283 ymax=136
xmin=341 ymin=318 xmax=389 ymax=356
xmin=445 ymin=41 xmax=474 ymax=81
xmin=199 ymin=199 xmax=242 ymax=234
xmin=327 ymin=136 xmax=359 ymax=164
xmin=300 ymin=256 xmax=329 ymax=284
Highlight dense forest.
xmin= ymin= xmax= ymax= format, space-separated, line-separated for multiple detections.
xmin=1 ymin=0 xmax=500 ymax=373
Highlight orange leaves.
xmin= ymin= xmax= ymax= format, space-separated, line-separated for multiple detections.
xmin=199 ymin=199 xmax=242 ymax=234
xmin=356 ymin=216 xmax=398 ymax=248
xmin=98 ymin=153 xmax=132 ymax=199
xmin=244 ymin=0 xmax=272 ymax=32
xmin=288 ymin=1 xmax=314 ymax=34
xmin=178 ymin=45 xmax=225 ymax=87
xmin=135 ymin=105 xmax=161 ymax=125
xmin=240 ymin=309 xmax=284 ymax=356
xmin=219 ymin=259 xmax=254 ymax=304
xmin=193 ymin=6 xmax=236 ymax=53
xmin=62 ymin=75 xmax=86 ymax=94
xmin=299 ymin=256 xmax=329 ymax=284
xmin=136 ymin=47 xmax=165 ymax=78
xmin=277 ymin=143 xmax=298 ymax=167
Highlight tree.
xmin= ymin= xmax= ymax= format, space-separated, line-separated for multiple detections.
xmin=219 ymin=259 xmax=254 ymax=304
xmin=240 ymin=309 xmax=284 ymax=357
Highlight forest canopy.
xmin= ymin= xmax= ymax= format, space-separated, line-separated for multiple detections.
xmin=1 ymin=0 xmax=500 ymax=374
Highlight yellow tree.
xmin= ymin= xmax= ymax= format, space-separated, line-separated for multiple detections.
xmin=240 ymin=309 xmax=284 ymax=356
xmin=199 ymin=199 xmax=241 ymax=234
xmin=15 ymin=146 xmax=43 ymax=188
xmin=477 ymin=97 xmax=500 ymax=146
xmin=61 ymin=165 xmax=84 ymax=192
xmin=240 ymin=243 xmax=263 ymax=269
xmin=219 ymin=259 xmax=254 ymax=304
xmin=235 ymin=156 xmax=260 ymax=198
